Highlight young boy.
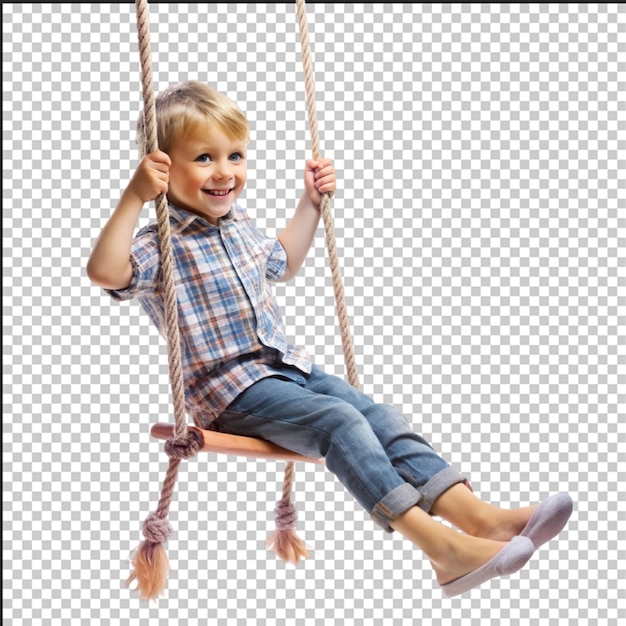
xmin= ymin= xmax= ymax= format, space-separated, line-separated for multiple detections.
xmin=87 ymin=80 xmax=572 ymax=596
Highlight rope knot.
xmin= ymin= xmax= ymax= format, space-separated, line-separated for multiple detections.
xmin=164 ymin=430 xmax=203 ymax=459
xmin=274 ymin=497 xmax=298 ymax=531
xmin=142 ymin=513 xmax=173 ymax=543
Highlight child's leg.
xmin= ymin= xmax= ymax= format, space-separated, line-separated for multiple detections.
xmin=389 ymin=505 xmax=509 ymax=585
xmin=214 ymin=374 xmax=427 ymax=523
xmin=215 ymin=369 xmax=540 ymax=593
xmin=214 ymin=370 xmax=463 ymax=531
xmin=292 ymin=366 xmax=566 ymax=547
xmin=431 ymin=485 xmax=573 ymax=551
xmin=430 ymin=483 xmax=538 ymax=541
xmin=300 ymin=366 xmax=471 ymax=514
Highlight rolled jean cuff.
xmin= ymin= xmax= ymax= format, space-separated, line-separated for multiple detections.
xmin=371 ymin=483 xmax=423 ymax=532
xmin=417 ymin=465 xmax=469 ymax=514
xmin=371 ymin=466 xmax=468 ymax=532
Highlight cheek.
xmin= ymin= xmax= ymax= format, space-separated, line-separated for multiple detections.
xmin=172 ymin=169 xmax=204 ymax=191
xmin=190 ymin=173 xmax=207 ymax=189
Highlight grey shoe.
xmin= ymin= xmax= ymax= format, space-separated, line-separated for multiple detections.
xmin=520 ymin=493 xmax=573 ymax=549
xmin=440 ymin=536 xmax=535 ymax=598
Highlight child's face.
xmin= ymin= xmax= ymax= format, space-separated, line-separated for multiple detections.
xmin=166 ymin=124 xmax=248 ymax=225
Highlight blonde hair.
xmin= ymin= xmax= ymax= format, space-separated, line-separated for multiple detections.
xmin=136 ymin=81 xmax=250 ymax=156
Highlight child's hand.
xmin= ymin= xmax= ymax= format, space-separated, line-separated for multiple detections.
xmin=127 ymin=150 xmax=172 ymax=204
xmin=304 ymin=158 xmax=336 ymax=208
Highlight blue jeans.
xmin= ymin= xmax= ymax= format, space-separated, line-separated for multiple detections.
xmin=213 ymin=365 xmax=468 ymax=532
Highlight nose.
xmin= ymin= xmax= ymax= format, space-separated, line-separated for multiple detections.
xmin=213 ymin=158 xmax=232 ymax=180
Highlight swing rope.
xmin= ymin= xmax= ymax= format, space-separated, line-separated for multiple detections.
xmin=295 ymin=0 xmax=360 ymax=390
xmin=127 ymin=0 xmax=359 ymax=600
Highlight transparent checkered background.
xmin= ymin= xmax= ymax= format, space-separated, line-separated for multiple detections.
xmin=3 ymin=2 xmax=624 ymax=624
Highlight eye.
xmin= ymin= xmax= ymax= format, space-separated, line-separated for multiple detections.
xmin=230 ymin=152 xmax=244 ymax=162
xmin=196 ymin=154 xmax=211 ymax=163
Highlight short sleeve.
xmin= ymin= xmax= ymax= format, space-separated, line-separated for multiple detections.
xmin=265 ymin=238 xmax=288 ymax=282
xmin=105 ymin=226 xmax=161 ymax=301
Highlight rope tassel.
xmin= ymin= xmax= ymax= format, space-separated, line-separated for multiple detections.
xmin=126 ymin=513 xmax=173 ymax=600
xmin=267 ymin=462 xmax=311 ymax=563
xmin=125 ymin=432 xmax=202 ymax=600
xmin=126 ymin=456 xmax=181 ymax=600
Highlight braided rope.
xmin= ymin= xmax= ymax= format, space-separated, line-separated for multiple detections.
xmin=135 ymin=0 xmax=188 ymax=442
xmin=266 ymin=0 xmax=363 ymax=550
xmin=295 ymin=0 xmax=360 ymax=390
xmin=274 ymin=462 xmax=298 ymax=530
xmin=133 ymin=0 xmax=201 ymax=543
xmin=268 ymin=0 xmax=362 ymax=552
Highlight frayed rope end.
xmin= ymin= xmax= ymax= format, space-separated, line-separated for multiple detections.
xmin=267 ymin=528 xmax=311 ymax=564
xmin=126 ymin=540 xmax=170 ymax=601
xmin=266 ymin=496 xmax=311 ymax=564
xmin=125 ymin=514 xmax=173 ymax=600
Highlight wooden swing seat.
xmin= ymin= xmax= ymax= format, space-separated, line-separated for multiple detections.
xmin=151 ymin=422 xmax=324 ymax=464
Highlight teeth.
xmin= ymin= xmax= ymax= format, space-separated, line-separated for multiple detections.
xmin=206 ymin=189 xmax=231 ymax=196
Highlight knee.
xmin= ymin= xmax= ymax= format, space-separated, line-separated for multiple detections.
xmin=361 ymin=402 xmax=412 ymax=433
xmin=319 ymin=402 xmax=376 ymax=451
xmin=325 ymin=401 xmax=368 ymax=430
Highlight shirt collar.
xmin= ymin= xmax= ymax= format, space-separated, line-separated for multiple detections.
xmin=168 ymin=203 xmax=238 ymax=229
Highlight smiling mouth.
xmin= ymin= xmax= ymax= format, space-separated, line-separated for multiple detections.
xmin=204 ymin=189 xmax=232 ymax=197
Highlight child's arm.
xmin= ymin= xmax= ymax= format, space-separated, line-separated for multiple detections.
xmin=278 ymin=158 xmax=336 ymax=282
xmin=87 ymin=151 xmax=171 ymax=290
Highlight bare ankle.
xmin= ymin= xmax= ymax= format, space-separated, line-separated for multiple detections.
xmin=432 ymin=535 xmax=507 ymax=586
xmin=470 ymin=505 xmax=537 ymax=542
xmin=466 ymin=507 xmax=499 ymax=539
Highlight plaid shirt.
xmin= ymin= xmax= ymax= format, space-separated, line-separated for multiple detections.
xmin=107 ymin=203 xmax=312 ymax=426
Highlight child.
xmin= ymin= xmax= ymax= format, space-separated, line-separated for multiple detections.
xmin=87 ymin=80 xmax=572 ymax=597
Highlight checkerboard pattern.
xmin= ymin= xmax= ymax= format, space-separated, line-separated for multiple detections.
xmin=4 ymin=2 xmax=624 ymax=624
